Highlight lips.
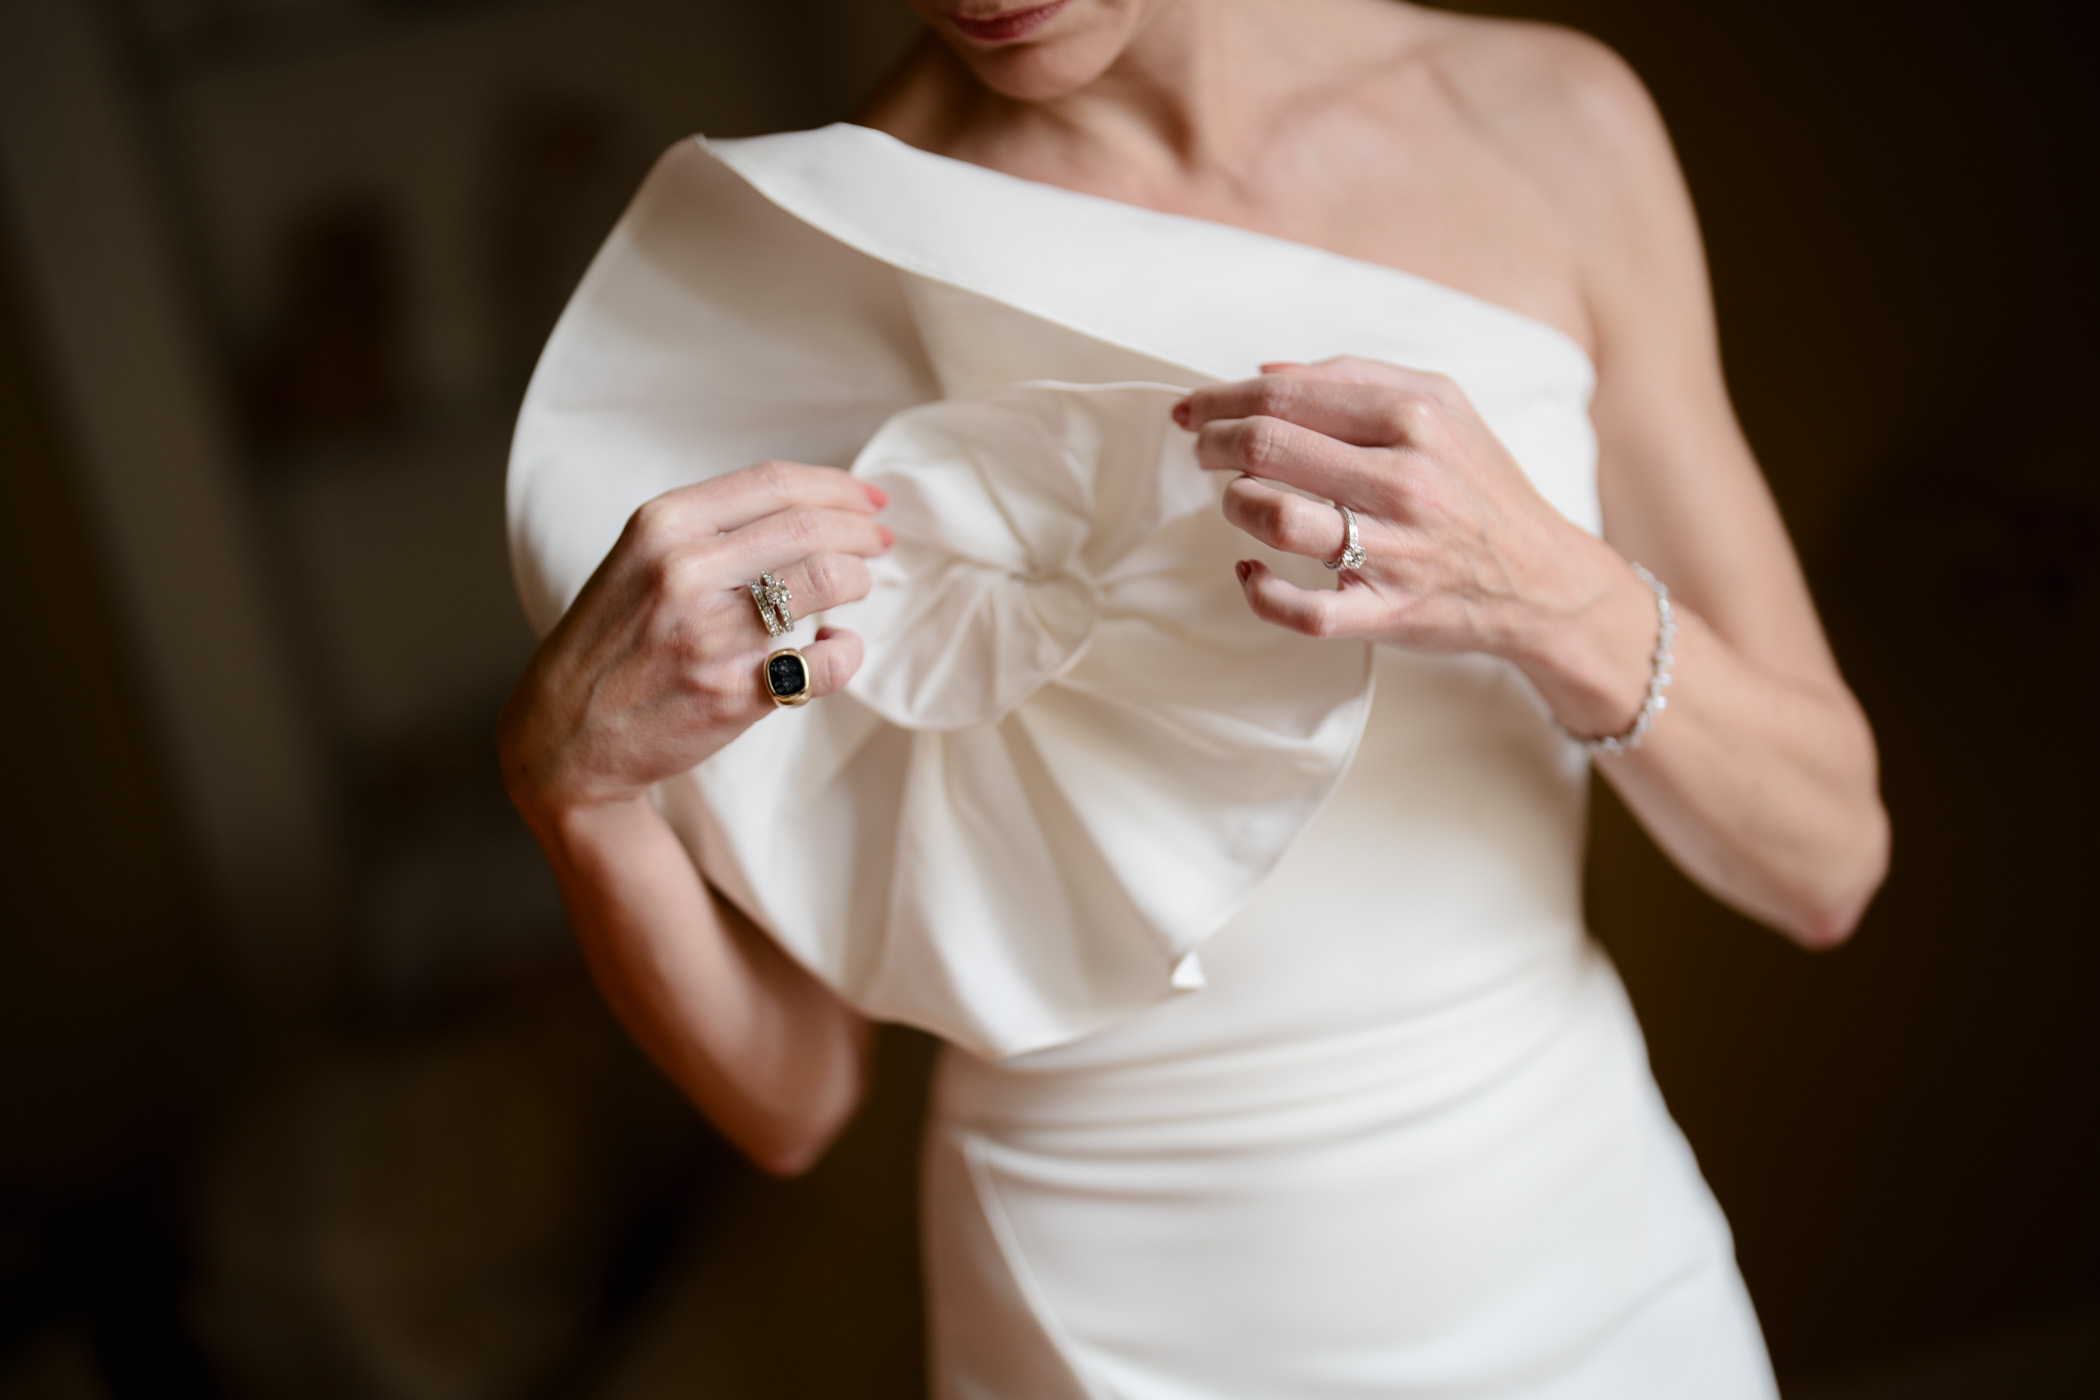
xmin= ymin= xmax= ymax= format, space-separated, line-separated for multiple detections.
xmin=945 ymin=0 xmax=1070 ymax=43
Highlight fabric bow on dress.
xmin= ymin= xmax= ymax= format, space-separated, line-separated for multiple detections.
xmin=671 ymin=381 xmax=1371 ymax=1060
xmin=513 ymin=127 xmax=1585 ymax=1060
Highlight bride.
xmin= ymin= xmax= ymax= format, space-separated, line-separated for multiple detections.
xmin=498 ymin=1 xmax=1889 ymax=1394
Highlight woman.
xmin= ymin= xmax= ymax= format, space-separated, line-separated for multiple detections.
xmin=499 ymin=1 xmax=1889 ymax=1394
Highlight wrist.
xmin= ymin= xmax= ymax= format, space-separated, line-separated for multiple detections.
xmin=497 ymin=675 xmax=656 ymax=830
xmin=1504 ymin=545 xmax=1661 ymax=739
xmin=525 ymin=789 xmax=663 ymax=875
xmin=498 ymin=728 xmax=649 ymax=852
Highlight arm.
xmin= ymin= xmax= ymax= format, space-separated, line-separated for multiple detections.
xmin=524 ymin=798 xmax=872 ymax=1178
xmin=499 ymin=463 xmax=892 ymax=1174
xmin=1174 ymin=46 xmax=1886 ymax=948
xmin=1533 ymin=36 xmax=1889 ymax=946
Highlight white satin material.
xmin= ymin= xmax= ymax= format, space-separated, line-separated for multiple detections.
xmin=846 ymin=383 xmax=1373 ymax=1025
xmin=509 ymin=123 xmax=1777 ymax=1399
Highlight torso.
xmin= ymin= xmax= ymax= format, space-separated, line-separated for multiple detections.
xmin=837 ymin=21 xmax=1785 ymax=1385
xmin=858 ymin=0 xmax=1604 ymax=355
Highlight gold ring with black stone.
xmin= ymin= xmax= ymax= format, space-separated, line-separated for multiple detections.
xmin=765 ymin=647 xmax=813 ymax=707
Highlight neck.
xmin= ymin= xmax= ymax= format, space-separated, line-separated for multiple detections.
xmin=883 ymin=0 xmax=1321 ymax=184
xmin=1038 ymin=0 xmax=1239 ymax=169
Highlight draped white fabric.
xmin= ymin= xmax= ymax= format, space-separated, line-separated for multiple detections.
xmin=510 ymin=125 xmax=1595 ymax=1057
xmin=510 ymin=125 xmax=1776 ymax=1399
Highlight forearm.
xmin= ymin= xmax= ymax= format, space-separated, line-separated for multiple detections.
xmin=492 ymin=461 xmax=891 ymax=1172
xmin=1516 ymin=565 xmax=1886 ymax=946
xmin=1614 ymin=615 xmax=1887 ymax=942
xmin=1176 ymin=361 xmax=1888 ymax=946
xmin=533 ymin=796 xmax=872 ymax=1175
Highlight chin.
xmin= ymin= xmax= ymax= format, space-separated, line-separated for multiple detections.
xmin=915 ymin=0 xmax=1145 ymax=101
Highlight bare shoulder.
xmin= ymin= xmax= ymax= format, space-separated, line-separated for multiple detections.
xmin=1415 ymin=12 xmax=1654 ymax=124
xmin=1351 ymin=6 xmax=1709 ymax=357
xmin=1382 ymin=8 xmax=1682 ymax=224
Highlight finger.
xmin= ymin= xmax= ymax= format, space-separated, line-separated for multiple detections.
xmin=753 ymin=627 xmax=864 ymax=710
xmin=1221 ymin=476 xmax=1350 ymax=562
xmin=1234 ymin=560 xmax=1387 ymax=638
xmin=651 ymin=461 xmax=886 ymax=538
xmin=1195 ymin=413 xmax=1384 ymax=503
xmin=1259 ymin=358 xmax=1470 ymax=409
xmin=803 ymin=627 xmax=865 ymax=698
xmin=1181 ymin=374 xmax=1446 ymax=449
xmin=714 ymin=507 xmax=893 ymax=585
xmin=703 ymin=462 xmax=889 ymax=534
xmin=737 ymin=550 xmax=873 ymax=631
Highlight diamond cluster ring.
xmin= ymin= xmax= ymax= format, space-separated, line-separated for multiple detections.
xmin=747 ymin=571 xmax=794 ymax=638
xmin=1325 ymin=503 xmax=1367 ymax=572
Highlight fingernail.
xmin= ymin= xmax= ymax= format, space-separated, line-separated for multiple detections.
xmin=864 ymin=483 xmax=888 ymax=509
xmin=877 ymin=524 xmax=894 ymax=548
xmin=815 ymin=626 xmax=836 ymax=642
xmin=1235 ymin=560 xmax=1253 ymax=584
xmin=1171 ymin=400 xmax=1190 ymax=427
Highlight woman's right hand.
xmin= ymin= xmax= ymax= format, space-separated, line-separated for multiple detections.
xmin=498 ymin=461 xmax=892 ymax=824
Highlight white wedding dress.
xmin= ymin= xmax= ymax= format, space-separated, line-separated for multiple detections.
xmin=509 ymin=123 xmax=1780 ymax=1399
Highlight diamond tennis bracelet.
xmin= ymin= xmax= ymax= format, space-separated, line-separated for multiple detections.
xmin=1582 ymin=562 xmax=1676 ymax=758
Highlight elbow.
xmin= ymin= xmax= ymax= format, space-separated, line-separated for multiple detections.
xmin=738 ymin=1032 xmax=874 ymax=1180
xmin=741 ymin=1099 xmax=857 ymax=1179
xmin=1784 ymin=799 xmax=1891 ymax=952
xmin=749 ymin=1135 xmax=834 ymax=1180
xmin=1789 ymin=903 xmax=1865 ymax=953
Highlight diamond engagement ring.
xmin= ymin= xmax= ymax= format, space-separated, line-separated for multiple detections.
xmin=747 ymin=571 xmax=794 ymax=638
xmin=1325 ymin=503 xmax=1367 ymax=572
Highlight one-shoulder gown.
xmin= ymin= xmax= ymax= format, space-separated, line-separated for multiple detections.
xmin=508 ymin=122 xmax=1781 ymax=1400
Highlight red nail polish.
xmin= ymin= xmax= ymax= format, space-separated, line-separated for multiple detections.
xmin=1235 ymin=560 xmax=1253 ymax=584
xmin=1172 ymin=401 xmax=1190 ymax=427
xmin=864 ymin=483 xmax=889 ymax=509
xmin=878 ymin=524 xmax=895 ymax=548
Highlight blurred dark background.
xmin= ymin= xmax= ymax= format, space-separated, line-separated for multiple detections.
xmin=0 ymin=0 xmax=2092 ymax=1396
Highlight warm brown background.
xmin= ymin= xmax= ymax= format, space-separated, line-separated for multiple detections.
xmin=0 ymin=0 xmax=2093 ymax=1396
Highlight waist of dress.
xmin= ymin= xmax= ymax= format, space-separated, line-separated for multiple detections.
xmin=932 ymin=937 xmax=1616 ymax=1157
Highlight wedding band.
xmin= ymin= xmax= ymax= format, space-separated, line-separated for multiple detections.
xmin=1325 ymin=504 xmax=1367 ymax=571
xmin=765 ymin=647 xmax=814 ymax=707
xmin=747 ymin=571 xmax=793 ymax=637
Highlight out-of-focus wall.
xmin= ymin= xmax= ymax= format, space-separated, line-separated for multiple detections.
xmin=1 ymin=2 xmax=934 ymax=1395
xmin=0 ymin=0 xmax=2092 ymax=1396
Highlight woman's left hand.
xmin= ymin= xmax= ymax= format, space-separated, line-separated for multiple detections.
xmin=1175 ymin=356 xmax=1655 ymax=737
